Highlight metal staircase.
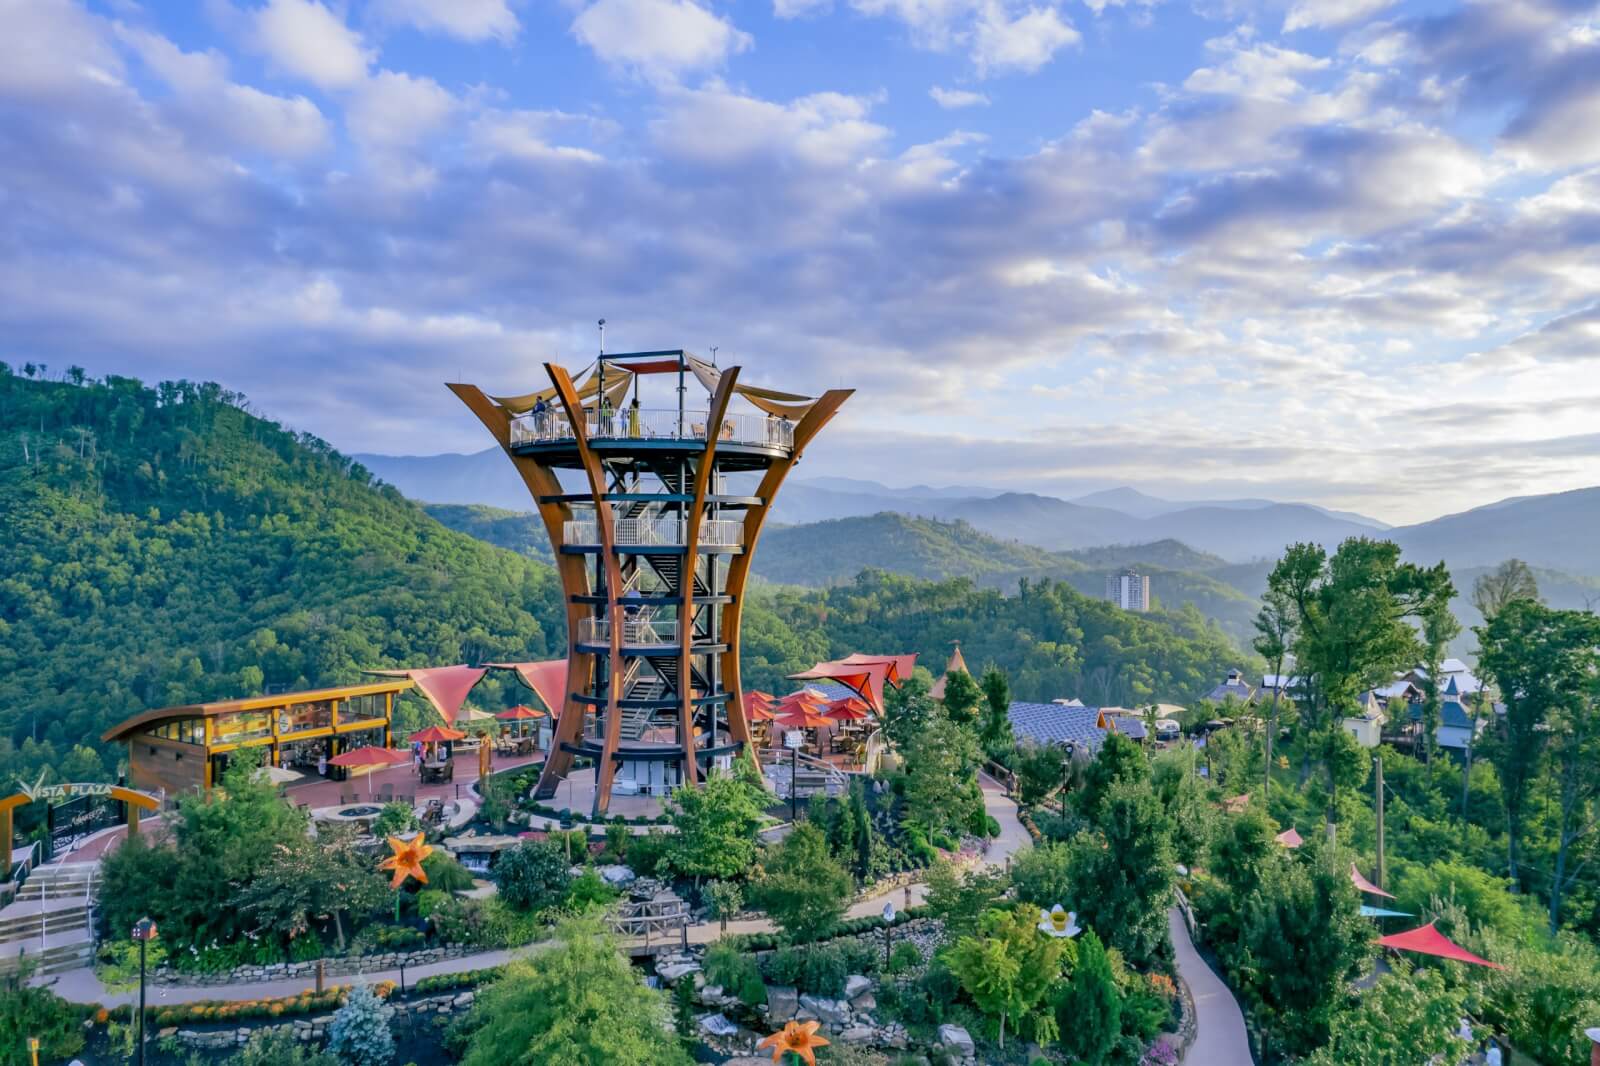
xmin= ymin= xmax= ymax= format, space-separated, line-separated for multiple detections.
xmin=0 ymin=863 xmax=99 ymax=976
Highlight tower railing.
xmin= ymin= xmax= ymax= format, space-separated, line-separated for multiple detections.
xmin=510 ymin=408 xmax=794 ymax=450
xmin=576 ymin=617 xmax=681 ymax=646
xmin=563 ymin=518 xmax=743 ymax=548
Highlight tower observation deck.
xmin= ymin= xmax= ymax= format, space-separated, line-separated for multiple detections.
xmin=450 ymin=350 xmax=851 ymax=815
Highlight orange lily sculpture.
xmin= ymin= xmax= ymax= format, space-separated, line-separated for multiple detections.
xmin=378 ymin=835 xmax=433 ymax=889
xmin=757 ymin=1020 xmax=830 ymax=1066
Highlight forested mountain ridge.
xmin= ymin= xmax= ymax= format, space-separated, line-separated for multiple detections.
xmin=0 ymin=369 xmax=562 ymax=786
xmin=0 ymin=369 xmax=1254 ymax=788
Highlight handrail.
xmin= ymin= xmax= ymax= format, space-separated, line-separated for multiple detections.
xmin=564 ymin=518 xmax=743 ymax=548
xmin=510 ymin=408 xmax=794 ymax=451
xmin=577 ymin=617 xmax=681 ymax=646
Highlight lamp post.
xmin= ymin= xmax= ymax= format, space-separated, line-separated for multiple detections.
xmin=131 ymin=917 xmax=157 ymax=1066
xmin=881 ymin=900 xmax=896 ymax=970
xmin=26 ymin=1036 xmax=39 ymax=1066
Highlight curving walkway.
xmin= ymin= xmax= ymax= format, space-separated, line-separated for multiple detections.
xmin=1168 ymin=908 xmax=1251 ymax=1065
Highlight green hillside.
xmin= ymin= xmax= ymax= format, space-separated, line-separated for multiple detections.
xmin=424 ymin=503 xmax=555 ymax=565
xmin=756 ymin=513 xmax=1076 ymax=585
xmin=1063 ymin=539 xmax=1229 ymax=572
xmin=0 ymin=371 xmax=563 ymax=786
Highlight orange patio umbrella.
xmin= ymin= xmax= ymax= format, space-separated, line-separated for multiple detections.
xmin=775 ymin=705 xmax=833 ymax=730
xmin=746 ymin=701 xmax=777 ymax=722
xmin=410 ymin=725 xmax=467 ymax=744
xmin=746 ymin=690 xmax=776 ymax=704
xmin=496 ymin=705 xmax=545 ymax=720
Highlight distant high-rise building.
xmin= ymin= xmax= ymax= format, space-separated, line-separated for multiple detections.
xmin=1105 ymin=568 xmax=1150 ymax=612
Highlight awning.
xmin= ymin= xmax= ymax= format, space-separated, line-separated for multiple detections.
xmin=486 ymin=660 xmax=569 ymax=717
xmin=687 ymin=354 xmax=817 ymax=420
xmin=837 ymin=654 xmax=918 ymax=687
xmin=367 ymin=666 xmax=487 ymax=725
xmin=1360 ymin=906 xmax=1414 ymax=918
xmin=1351 ymin=863 xmax=1395 ymax=899
xmin=1376 ymin=922 xmax=1503 ymax=968
xmin=492 ymin=362 xmax=635 ymax=414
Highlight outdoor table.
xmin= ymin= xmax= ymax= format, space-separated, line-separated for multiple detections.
xmin=420 ymin=760 xmax=454 ymax=784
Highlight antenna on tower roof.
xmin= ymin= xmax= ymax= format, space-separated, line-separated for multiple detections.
xmin=710 ymin=345 xmax=718 ymax=366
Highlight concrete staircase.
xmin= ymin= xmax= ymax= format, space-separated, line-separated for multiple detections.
xmin=0 ymin=863 xmax=98 ymax=976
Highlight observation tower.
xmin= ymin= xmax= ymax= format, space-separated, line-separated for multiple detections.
xmin=450 ymin=345 xmax=850 ymax=815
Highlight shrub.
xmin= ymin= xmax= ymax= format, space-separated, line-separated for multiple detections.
xmin=566 ymin=868 xmax=620 ymax=909
xmin=0 ymin=970 xmax=85 ymax=1065
xmin=421 ymin=851 xmax=478 ymax=894
xmin=625 ymin=830 xmax=673 ymax=876
xmin=496 ymin=840 xmax=573 ymax=912
xmin=327 ymin=984 xmax=395 ymax=1066
xmin=886 ymin=941 xmax=923 ymax=975
xmin=751 ymin=823 xmax=852 ymax=943
xmin=228 ymin=1029 xmax=341 ymax=1066
xmin=372 ymin=802 xmax=421 ymax=838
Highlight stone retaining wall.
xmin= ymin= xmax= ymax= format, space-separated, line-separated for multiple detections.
xmin=170 ymin=991 xmax=475 ymax=1050
xmin=152 ymin=945 xmax=474 ymax=987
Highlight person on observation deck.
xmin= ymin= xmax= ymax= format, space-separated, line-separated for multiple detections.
xmin=628 ymin=397 xmax=641 ymax=436
xmin=532 ymin=395 xmax=549 ymax=437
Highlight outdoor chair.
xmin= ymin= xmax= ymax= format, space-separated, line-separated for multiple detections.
xmin=379 ymin=783 xmax=395 ymax=802
xmin=339 ymin=785 xmax=357 ymax=805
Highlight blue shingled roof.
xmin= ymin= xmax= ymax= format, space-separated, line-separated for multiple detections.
xmin=1007 ymin=702 xmax=1107 ymax=751
xmin=1406 ymin=698 xmax=1478 ymax=730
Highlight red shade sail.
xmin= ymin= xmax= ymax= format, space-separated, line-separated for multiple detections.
xmin=1351 ymin=863 xmax=1395 ymax=899
xmin=837 ymin=654 xmax=918 ymax=687
xmin=328 ymin=747 xmax=408 ymax=768
xmin=369 ymin=665 xmax=488 ymax=725
xmin=410 ymin=725 xmax=466 ymax=744
xmin=485 ymin=660 xmax=569 ymax=717
xmin=1275 ymin=827 xmax=1303 ymax=849
xmin=1376 ymin=922 xmax=1503 ymax=969
xmin=826 ymin=697 xmax=873 ymax=721
xmin=788 ymin=660 xmax=891 ymax=712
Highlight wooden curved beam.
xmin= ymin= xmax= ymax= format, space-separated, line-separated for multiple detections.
xmin=719 ymin=389 xmax=853 ymax=766
xmin=545 ymin=364 xmax=627 ymax=816
xmin=678 ymin=367 xmax=740 ymax=786
xmin=448 ymin=383 xmax=596 ymax=801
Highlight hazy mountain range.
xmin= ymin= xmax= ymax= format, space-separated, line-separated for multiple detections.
xmin=356 ymin=448 xmax=1600 ymax=576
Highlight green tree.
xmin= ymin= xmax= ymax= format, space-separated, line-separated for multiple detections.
xmin=1013 ymin=740 xmax=1067 ymax=808
xmin=882 ymin=671 xmax=937 ymax=753
xmin=902 ymin=707 xmax=981 ymax=839
xmin=944 ymin=905 xmax=1069 ymax=1048
xmin=1536 ymin=613 xmax=1600 ymax=931
xmin=462 ymin=914 xmax=694 ymax=1066
xmin=941 ymin=666 xmax=982 ymax=726
xmin=326 ymin=983 xmax=395 ymax=1066
xmin=1305 ymin=967 xmax=1466 ymax=1066
xmin=663 ymin=770 xmax=767 ymax=886
xmin=1052 ymin=929 xmax=1119 ymax=1066
xmin=1076 ymin=731 xmax=1147 ymax=824
xmin=708 ymin=880 xmax=744 ymax=932
xmin=0 ymin=967 xmax=85 ymax=1066
xmin=1472 ymin=559 xmax=1541 ymax=622
xmin=234 ymin=825 xmax=389 ymax=951
xmin=1477 ymin=599 xmax=1600 ymax=889
xmin=1151 ymin=746 xmax=1213 ymax=867
xmin=1253 ymin=587 xmax=1295 ymax=802
xmin=979 ymin=666 xmax=1014 ymax=762
xmin=1067 ymin=777 xmax=1173 ymax=968
xmin=1010 ymin=840 xmax=1072 ymax=909
xmin=496 ymin=839 xmax=573 ymax=912
xmin=752 ymin=822 xmax=852 ymax=943
xmin=923 ymin=860 xmax=1009 ymax=940
xmin=1265 ymin=539 xmax=1452 ymax=831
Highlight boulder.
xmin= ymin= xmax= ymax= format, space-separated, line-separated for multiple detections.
xmin=699 ymin=1012 xmax=739 ymax=1037
xmin=843 ymin=974 xmax=873 ymax=999
xmin=766 ymin=985 xmax=799 ymax=1022
xmin=938 ymin=1024 xmax=975 ymax=1056
xmin=838 ymin=1025 xmax=876 ymax=1044
xmin=657 ymin=961 xmax=701 ymax=984
xmin=699 ymin=984 xmax=725 ymax=1006
xmin=599 ymin=864 xmax=637 ymax=886
xmin=798 ymin=995 xmax=850 ymax=1026
xmin=848 ymin=991 xmax=876 ymax=1013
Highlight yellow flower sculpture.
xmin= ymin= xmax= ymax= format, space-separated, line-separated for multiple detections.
xmin=757 ymin=1020 xmax=830 ymax=1066
xmin=378 ymin=835 xmax=433 ymax=889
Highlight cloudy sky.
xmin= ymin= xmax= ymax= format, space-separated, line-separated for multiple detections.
xmin=3 ymin=0 xmax=1598 ymax=524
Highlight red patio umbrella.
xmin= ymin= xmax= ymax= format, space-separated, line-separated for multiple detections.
xmin=410 ymin=725 xmax=467 ymax=744
xmin=745 ymin=701 xmax=777 ymax=722
xmin=496 ymin=705 xmax=546 ymax=720
xmin=1376 ymin=922 xmax=1503 ymax=969
xmin=746 ymin=690 xmax=776 ymax=704
xmin=327 ymin=747 xmax=409 ymax=800
xmin=777 ymin=689 xmax=829 ymax=709
xmin=775 ymin=705 xmax=832 ymax=730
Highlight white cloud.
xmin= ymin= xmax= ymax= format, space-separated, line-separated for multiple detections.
xmin=254 ymin=0 xmax=372 ymax=89
xmin=0 ymin=0 xmax=124 ymax=96
xmin=930 ymin=85 xmax=990 ymax=108
xmin=1283 ymin=0 xmax=1393 ymax=33
xmin=651 ymin=86 xmax=887 ymax=168
xmin=972 ymin=3 xmax=1080 ymax=76
xmin=116 ymin=26 xmax=330 ymax=159
xmin=773 ymin=0 xmax=832 ymax=17
xmin=469 ymin=108 xmax=612 ymax=164
xmin=345 ymin=70 xmax=455 ymax=152
xmin=571 ymin=0 xmax=752 ymax=79
xmin=369 ymin=0 xmax=519 ymax=42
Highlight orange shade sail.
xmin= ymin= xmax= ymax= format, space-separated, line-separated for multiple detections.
xmin=410 ymin=725 xmax=466 ymax=744
xmin=838 ymin=653 xmax=918 ymax=687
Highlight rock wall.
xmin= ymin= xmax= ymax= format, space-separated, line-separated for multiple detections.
xmin=169 ymin=991 xmax=476 ymax=1050
xmin=151 ymin=945 xmax=475 ymax=987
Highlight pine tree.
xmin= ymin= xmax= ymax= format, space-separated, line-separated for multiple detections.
xmin=326 ymin=984 xmax=395 ymax=1066
xmin=1054 ymin=930 xmax=1119 ymax=1065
